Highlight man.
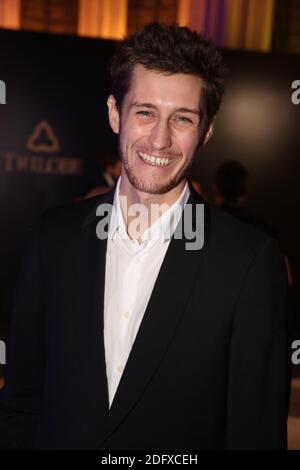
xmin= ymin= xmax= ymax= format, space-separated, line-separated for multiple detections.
xmin=213 ymin=161 xmax=250 ymax=217
xmin=83 ymin=153 xmax=121 ymax=198
xmin=0 ymin=23 xmax=290 ymax=449
xmin=213 ymin=160 xmax=293 ymax=285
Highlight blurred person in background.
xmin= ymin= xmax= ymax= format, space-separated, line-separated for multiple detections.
xmin=213 ymin=160 xmax=293 ymax=285
xmin=84 ymin=153 xmax=121 ymax=198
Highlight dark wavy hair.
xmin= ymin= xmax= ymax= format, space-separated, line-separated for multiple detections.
xmin=110 ymin=22 xmax=225 ymax=123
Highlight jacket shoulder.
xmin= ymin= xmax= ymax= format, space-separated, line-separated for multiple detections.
xmin=36 ymin=191 xmax=114 ymax=245
xmin=207 ymin=204 xmax=280 ymax=263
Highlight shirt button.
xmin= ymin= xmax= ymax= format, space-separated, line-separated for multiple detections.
xmin=116 ymin=364 xmax=123 ymax=374
xmin=135 ymin=255 xmax=140 ymax=264
xmin=124 ymin=311 xmax=130 ymax=319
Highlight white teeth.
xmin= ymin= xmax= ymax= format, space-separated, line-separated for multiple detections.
xmin=139 ymin=152 xmax=170 ymax=166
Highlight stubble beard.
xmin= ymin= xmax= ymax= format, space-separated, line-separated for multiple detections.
xmin=120 ymin=145 xmax=195 ymax=195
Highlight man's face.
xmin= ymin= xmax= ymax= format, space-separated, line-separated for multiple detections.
xmin=108 ymin=65 xmax=213 ymax=195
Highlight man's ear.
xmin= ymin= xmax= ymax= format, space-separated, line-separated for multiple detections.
xmin=107 ymin=95 xmax=120 ymax=134
xmin=203 ymin=119 xmax=214 ymax=145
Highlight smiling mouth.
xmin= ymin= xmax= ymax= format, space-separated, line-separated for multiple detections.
xmin=138 ymin=151 xmax=172 ymax=167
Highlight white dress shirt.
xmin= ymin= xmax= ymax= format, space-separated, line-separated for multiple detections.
xmin=103 ymin=177 xmax=190 ymax=407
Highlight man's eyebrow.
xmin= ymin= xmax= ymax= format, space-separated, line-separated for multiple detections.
xmin=175 ymin=107 xmax=200 ymax=116
xmin=130 ymin=102 xmax=200 ymax=115
xmin=130 ymin=102 xmax=157 ymax=110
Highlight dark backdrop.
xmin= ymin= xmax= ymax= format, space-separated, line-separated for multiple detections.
xmin=0 ymin=29 xmax=299 ymax=375
xmin=190 ymin=48 xmax=300 ymax=354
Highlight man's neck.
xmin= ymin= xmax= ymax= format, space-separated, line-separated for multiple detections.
xmin=118 ymin=176 xmax=187 ymax=242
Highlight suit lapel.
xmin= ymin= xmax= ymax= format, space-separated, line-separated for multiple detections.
xmin=104 ymin=185 xmax=210 ymax=441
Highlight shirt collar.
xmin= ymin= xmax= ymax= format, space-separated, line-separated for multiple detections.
xmin=108 ymin=177 xmax=127 ymax=240
xmin=103 ymin=171 xmax=115 ymax=188
xmin=108 ymin=177 xmax=190 ymax=243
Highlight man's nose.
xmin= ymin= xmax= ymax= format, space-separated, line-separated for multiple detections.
xmin=148 ymin=120 xmax=172 ymax=151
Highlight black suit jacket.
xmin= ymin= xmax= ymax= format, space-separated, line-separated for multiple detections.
xmin=0 ymin=185 xmax=290 ymax=449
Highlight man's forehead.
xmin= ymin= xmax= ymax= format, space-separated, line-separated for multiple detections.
xmin=130 ymin=64 xmax=203 ymax=85
xmin=126 ymin=64 xmax=205 ymax=108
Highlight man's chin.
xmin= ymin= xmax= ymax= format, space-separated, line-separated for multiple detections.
xmin=127 ymin=175 xmax=180 ymax=195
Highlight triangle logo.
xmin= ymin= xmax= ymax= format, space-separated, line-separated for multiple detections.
xmin=26 ymin=121 xmax=60 ymax=153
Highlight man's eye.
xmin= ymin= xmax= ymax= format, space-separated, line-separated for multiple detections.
xmin=174 ymin=116 xmax=194 ymax=126
xmin=136 ymin=111 xmax=153 ymax=118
